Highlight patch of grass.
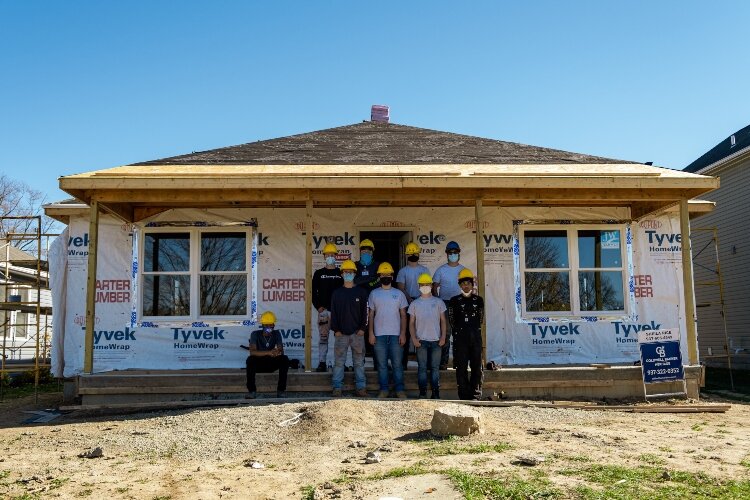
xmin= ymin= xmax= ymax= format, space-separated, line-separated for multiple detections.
xmin=0 ymin=381 xmax=60 ymax=400
xmin=568 ymin=455 xmax=593 ymax=463
xmin=563 ymin=464 xmax=750 ymax=498
xmin=691 ymin=423 xmax=704 ymax=431
xmin=639 ymin=453 xmax=666 ymax=465
xmin=740 ymin=456 xmax=750 ymax=468
xmin=75 ymin=489 xmax=93 ymax=497
xmin=114 ymin=487 xmax=129 ymax=493
xmin=426 ymin=441 xmax=512 ymax=456
xmin=49 ymin=477 xmax=69 ymax=490
xmin=300 ymin=485 xmax=315 ymax=500
xmin=444 ymin=468 xmax=561 ymax=499
xmin=658 ymin=445 xmax=672 ymax=453
xmin=368 ymin=462 xmax=428 ymax=480
xmin=715 ymin=429 xmax=730 ymax=435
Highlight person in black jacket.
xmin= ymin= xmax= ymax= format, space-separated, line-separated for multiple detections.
xmin=447 ymin=268 xmax=484 ymax=400
xmin=354 ymin=238 xmax=380 ymax=294
xmin=330 ymin=259 xmax=369 ymax=397
xmin=312 ymin=243 xmax=343 ymax=372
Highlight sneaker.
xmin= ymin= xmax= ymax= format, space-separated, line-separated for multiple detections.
xmin=418 ymin=390 xmax=427 ymax=399
xmin=355 ymin=388 xmax=368 ymax=397
xmin=431 ymin=390 xmax=440 ymax=400
xmin=277 ymin=391 xmax=287 ymax=398
xmin=332 ymin=388 xmax=343 ymax=397
xmin=316 ymin=362 xmax=327 ymax=373
xmin=377 ymin=390 xmax=389 ymax=398
xmin=396 ymin=391 xmax=407 ymax=399
xmin=245 ymin=391 xmax=256 ymax=399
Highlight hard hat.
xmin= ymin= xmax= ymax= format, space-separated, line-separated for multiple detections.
xmin=404 ymin=242 xmax=420 ymax=255
xmin=417 ymin=273 xmax=433 ymax=285
xmin=377 ymin=262 xmax=394 ymax=275
xmin=340 ymin=259 xmax=357 ymax=271
xmin=360 ymin=239 xmax=375 ymax=250
xmin=260 ymin=311 xmax=276 ymax=325
xmin=458 ymin=268 xmax=475 ymax=281
xmin=446 ymin=241 xmax=461 ymax=252
xmin=322 ymin=243 xmax=338 ymax=255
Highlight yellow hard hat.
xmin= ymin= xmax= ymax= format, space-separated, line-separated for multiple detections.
xmin=458 ymin=268 xmax=475 ymax=281
xmin=417 ymin=273 xmax=433 ymax=285
xmin=340 ymin=259 xmax=357 ymax=271
xmin=322 ymin=243 xmax=338 ymax=255
xmin=360 ymin=239 xmax=375 ymax=250
xmin=405 ymin=242 xmax=420 ymax=255
xmin=260 ymin=311 xmax=276 ymax=325
xmin=377 ymin=262 xmax=394 ymax=275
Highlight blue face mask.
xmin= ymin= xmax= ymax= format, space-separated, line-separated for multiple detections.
xmin=325 ymin=256 xmax=336 ymax=266
xmin=360 ymin=253 xmax=373 ymax=266
xmin=263 ymin=326 xmax=273 ymax=334
xmin=343 ymin=272 xmax=355 ymax=283
xmin=448 ymin=253 xmax=460 ymax=263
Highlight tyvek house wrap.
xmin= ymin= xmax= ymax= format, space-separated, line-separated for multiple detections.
xmin=50 ymin=206 xmax=695 ymax=377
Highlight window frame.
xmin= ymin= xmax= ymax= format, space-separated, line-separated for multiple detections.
xmin=139 ymin=226 xmax=253 ymax=322
xmin=519 ymin=223 xmax=629 ymax=318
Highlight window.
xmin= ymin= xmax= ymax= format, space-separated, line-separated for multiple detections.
xmin=520 ymin=225 xmax=627 ymax=317
xmin=141 ymin=228 xmax=251 ymax=320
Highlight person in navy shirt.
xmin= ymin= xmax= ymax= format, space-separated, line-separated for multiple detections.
xmin=246 ymin=311 xmax=289 ymax=399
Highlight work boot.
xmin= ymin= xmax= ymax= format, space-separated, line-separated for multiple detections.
xmin=418 ymin=390 xmax=427 ymax=399
xmin=431 ymin=389 xmax=440 ymax=400
xmin=377 ymin=390 xmax=389 ymax=398
xmin=277 ymin=391 xmax=287 ymax=398
xmin=316 ymin=362 xmax=327 ymax=373
xmin=332 ymin=388 xmax=343 ymax=397
xmin=396 ymin=391 xmax=407 ymax=399
xmin=245 ymin=391 xmax=256 ymax=399
xmin=355 ymin=388 xmax=368 ymax=397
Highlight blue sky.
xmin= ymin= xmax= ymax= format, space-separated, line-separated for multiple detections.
xmin=1 ymin=1 xmax=748 ymax=203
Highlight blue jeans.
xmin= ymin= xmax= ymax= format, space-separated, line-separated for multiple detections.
xmin=332 ymin=334 xmax=366 ymax=390
xmin=416 ymin=340 xmax=442 ymax=392
xmin=374 ymin=335 xmax=404 ymax=392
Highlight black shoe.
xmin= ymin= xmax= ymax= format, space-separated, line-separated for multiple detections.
xmin=439 ymin=364 xmax=448 ymax=371
xmin=418 ymin=390 xmax=427 ymax=399
xmin=315 ymin=362 xmax=327 ymax=373
xmin=431 ymin=390 xmax=440 ymax=399
xmin=245 ymin=391 xmax=256 ymax=399
xmin=277 ymin=391 xmax=287 ymax=398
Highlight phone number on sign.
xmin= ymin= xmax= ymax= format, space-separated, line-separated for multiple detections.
xmin=646 ymin=368 xmax=680 ymax=376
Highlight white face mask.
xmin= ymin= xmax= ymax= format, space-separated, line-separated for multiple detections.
xmin=461 ymin=290 xmax=473 ymax=297
xmin=419 ymin=285 xmax=432 ymax=295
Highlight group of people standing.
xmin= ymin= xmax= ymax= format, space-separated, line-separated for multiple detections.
xmin=245 ymin=238 xmax=485 ymax=401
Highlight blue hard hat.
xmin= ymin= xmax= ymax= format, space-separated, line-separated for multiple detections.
xmin=446 ymin=241 xmax=460 ymax=252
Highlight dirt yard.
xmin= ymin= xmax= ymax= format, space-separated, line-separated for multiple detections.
xmin=0 ymin=393 xmax=748 ymax=499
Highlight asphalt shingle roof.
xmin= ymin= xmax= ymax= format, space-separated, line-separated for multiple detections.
xmin=133 ymin=121 xmax=638 ymax=166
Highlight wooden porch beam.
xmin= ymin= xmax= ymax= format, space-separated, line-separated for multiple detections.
xmin=680 ymin=199 xmax=698 ymax=364
xmin=304 ymin=199 xmax=313 ymax=372
xmin=84 ymin=201 xmax=100 ymax=373
xmin=474 ymin=199 xmax=487 ymax=362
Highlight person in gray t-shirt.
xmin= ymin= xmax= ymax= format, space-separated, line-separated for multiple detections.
xmin=396 ymin=241 xmax=430 ymax=369
xmin=368 ymin=262 xmax=408 ymax=398
xmin=408 ymin=273 xmax=446 ymax=399
xmin=431 ymin=240 xmax=465 ymax=370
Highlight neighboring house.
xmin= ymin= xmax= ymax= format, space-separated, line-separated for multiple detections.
xmin=684 ymin=124 xmax=750 ymax=369
xmin=0 ymin=242 xmax=53 ymax=361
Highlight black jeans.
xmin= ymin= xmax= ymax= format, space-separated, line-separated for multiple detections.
xmin=246 ymin=354 xmax=289 ymax=392
xmin=453 ymin=329 xmax=483 ymax=400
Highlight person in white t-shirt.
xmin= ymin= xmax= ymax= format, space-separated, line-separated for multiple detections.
xmin=408 ymin=273 xmax=447 ymax=399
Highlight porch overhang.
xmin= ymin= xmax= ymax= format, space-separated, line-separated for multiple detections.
xmin=57 ymin=163 xmax=719 ymax=223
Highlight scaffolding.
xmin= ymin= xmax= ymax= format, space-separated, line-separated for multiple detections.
xmin=0 ymin=215 xmax=57 ymax=401
xmin=691 ymin=226 xmax=734 ymax=391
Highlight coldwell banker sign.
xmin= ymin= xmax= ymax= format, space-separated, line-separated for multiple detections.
xmin=638 ymin=329 xmax=684 ymax=384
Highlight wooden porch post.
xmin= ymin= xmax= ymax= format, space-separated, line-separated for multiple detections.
xmin=84 ymin=200 xmax=100 ymax=373
xmin=474 ymin=199 xmax=487 ymax=362
xmin=304 ymin=199 xmax=313 ymax=371
xmin=679 ymin=199 xmax=698 ymax=365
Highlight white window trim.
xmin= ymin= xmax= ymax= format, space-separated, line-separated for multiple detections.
xmin=140 ymin=226 xmax=253 ymax=322
xmin=519 ymin=223 xmax=629 ymax=318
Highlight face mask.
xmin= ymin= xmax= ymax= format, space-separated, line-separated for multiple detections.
xmin=448 ymin=253 xmax=460 ymax=263
xmin=407 ymin=255 xmax=419 ymax=263
xmin=263 ymin=326 xmax=273 ymax=334
xmin=419 ymin=285 xmax=432 ymax=295
xmin=360 ymin=253 xmax=373 ymax=266
xmin=461 ymin=290 xmax=473 ymax=297
xmin=380 ymin=277 xmax=393 ymax=286
xmin=325 ymin=256 xmax=336 ymax=266
xmin=343 ymin=273 xmax=355 ymax=283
